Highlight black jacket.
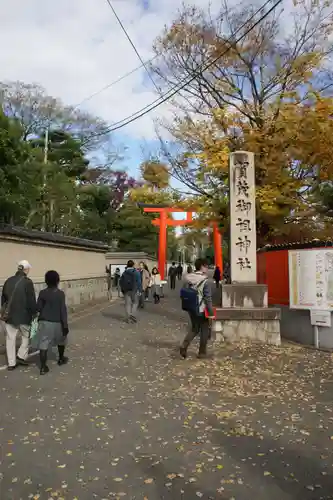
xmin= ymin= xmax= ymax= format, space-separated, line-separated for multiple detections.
xmin=1 ymin=271 xmax=37 ymax=326
xmin=37 ymin=287 xmax=68 ymax=330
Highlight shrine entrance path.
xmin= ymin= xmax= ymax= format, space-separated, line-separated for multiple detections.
xmin=1 ymin=286 xmax=333 ymax=500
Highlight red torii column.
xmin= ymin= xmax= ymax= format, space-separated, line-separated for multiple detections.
xmin=139 ymin=203 xmax=223 ymax=281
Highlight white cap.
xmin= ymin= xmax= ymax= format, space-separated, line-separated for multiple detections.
xmin=18 ymin=260 xmax=32 ymax=270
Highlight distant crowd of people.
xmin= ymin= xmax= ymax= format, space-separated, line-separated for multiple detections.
xmin=106 ymin=260 xmax=163 ymax=323
xmin=1 ymin=260 xmax=68 ymax=374
xmin=108 ymin=259 xmax=221 ymax=359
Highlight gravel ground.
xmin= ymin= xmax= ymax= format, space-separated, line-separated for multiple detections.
xmin=0 ymin=290 xmax=333 ymax=500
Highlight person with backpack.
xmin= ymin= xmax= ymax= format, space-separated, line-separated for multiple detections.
xmin=180 ymin=258 xmax=214 ymax=359
xmin=1 ymin=260 xmax=37 ymax=371
xmin=120 ymin=260 xmax=142 ymax=323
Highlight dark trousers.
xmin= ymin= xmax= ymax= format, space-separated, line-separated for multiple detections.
xmin=170 ymin=276 xmax=176 ymax=289
xmin=182 ymin=312 xmax=210 ymax=355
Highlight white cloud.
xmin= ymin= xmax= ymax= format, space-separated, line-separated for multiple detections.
xmin=0 ymin=0 xmax=297 ymax=142
xmin=0 ymin=0 xmax=221 ymax=141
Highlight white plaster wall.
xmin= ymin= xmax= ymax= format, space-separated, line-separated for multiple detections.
xmin=0 ymin=239 xmax=106 ymax=284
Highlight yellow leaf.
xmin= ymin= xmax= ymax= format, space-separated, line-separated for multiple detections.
xmin=144 ymin=478 xmax=154 ymax=484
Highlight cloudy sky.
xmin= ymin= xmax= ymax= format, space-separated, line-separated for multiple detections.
xmin=0 ymin=0 xmax=297 ymax=181
xmin=0 ymin=0 xmax=223 ymax=177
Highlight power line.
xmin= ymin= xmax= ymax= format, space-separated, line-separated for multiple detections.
xmin=73 ymin=54 xmax=160 ymax=110
xmin=88 ymin=0 xmax=283 ymax=139
xmin=104 ymin=0 xmax=160 ymax=93
xmin=74 ymin=8 xmax=225 ymax=109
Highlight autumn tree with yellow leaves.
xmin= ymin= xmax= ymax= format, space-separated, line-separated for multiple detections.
xmin=151 ymin=0 xmax=333 ymax=243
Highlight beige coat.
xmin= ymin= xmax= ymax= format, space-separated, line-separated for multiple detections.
xmin=141 ymin=269 xmax=151 ymax=290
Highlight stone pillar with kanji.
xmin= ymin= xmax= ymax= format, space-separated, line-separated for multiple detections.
xmin=212 ymin=151 xmax=281 ymax=346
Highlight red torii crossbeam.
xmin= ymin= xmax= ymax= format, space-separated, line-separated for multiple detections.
xmin=138 ymin=203 xmax=223 ymax=280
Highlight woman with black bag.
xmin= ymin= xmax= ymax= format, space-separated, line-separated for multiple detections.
xmin=32 ymin=270 xmax=69 ymax=375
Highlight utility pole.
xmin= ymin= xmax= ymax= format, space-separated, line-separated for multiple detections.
xmin=44 ymin=128 xmax=49 ymax=165
xmin=41 ymin=128 xmax=49 ymax=231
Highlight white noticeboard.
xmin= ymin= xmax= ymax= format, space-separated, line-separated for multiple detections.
xmin=110 ymin=264 xmax=127 ymax=276
xmin=310 ymin=310 xmax=331 ymax=327
xmin=288 ymin=248 xmax=333 ymax=310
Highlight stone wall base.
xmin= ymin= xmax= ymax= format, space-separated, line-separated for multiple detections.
xmin=0 ymin=276 xmax=108 ymax=313
xmin=212 ymin=319 xmax=281 ymax=345
xmin=212 ymin=307 xmax=281 ymax=345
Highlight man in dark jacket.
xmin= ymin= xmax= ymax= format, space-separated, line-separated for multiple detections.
xmin=176 ymin=263 xmax=183 ymax=280
xmin=180 ymin=258 xmax=214 ymax=359
xmin=168 ymin=262 xmax=177 ymax=290
xmin=120 ymin=260 xmax=142 ymax=323
xmin=1 ymin=260 xmax=37 ymax=370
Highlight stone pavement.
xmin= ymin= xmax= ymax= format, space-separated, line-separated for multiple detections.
xmin=0 ymin=289 xmax=333 ymax=500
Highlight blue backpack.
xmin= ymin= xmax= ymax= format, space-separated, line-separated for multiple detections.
xmin=180 ymin=279 xmax=207 ymax=316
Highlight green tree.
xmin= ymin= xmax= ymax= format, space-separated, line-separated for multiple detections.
xmin=112 ymin=202 xmax=159 ymax=254
xmin=0 ymin=110 xmax=38 ymax=224
xmin=30 ymin=130 xmax=89 ymax=178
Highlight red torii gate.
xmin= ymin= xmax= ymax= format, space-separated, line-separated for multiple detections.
xmin=138 ymin=203 xmax=223 ymax=280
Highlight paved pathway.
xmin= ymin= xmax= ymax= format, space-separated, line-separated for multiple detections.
xmin=0 ymin=291 xmax=333 ymax=499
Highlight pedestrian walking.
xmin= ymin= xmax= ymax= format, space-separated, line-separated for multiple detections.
xmin=151 ymin=267 xmax=161 ymax=304
xmin=213 ymin=266 xmax=221 ymax=288
xmin=180 ymin=258 xmax=214 ymax=359
xmin=1 ymin=260 xmax=37 ymax=371
xmin=187 ymin=264 xmax=193 ymax=274
xmin=113 ymin=267 xmax=121 ymax=297
xmin=168 ymin=262 xmax=177 ymax=290
xmin=106 ymin=267 xmax=112 ymax=301
xmin=120 ymin=260 xmax=142 ymax=323
xmin=32 ymin=270 xmax=69 ymax=375
xmin=176 ymin=263 xmax=183 ymax=280
xmin=138 ymin=262 xmax=150 ymax=308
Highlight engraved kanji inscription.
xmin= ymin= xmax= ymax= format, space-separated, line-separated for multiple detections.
xmin=236 ymin=235 xmax=251 ymax=254
xmin=236 ymin=218 xmax=251 ymax=232
xmin=235 ymin=199 xmax=252 ymax=214
xmin=236 ymin=178 xmax=249 ymax=197
xmin=235 ymin=161 xmax=248 ymax=179
xmin=237 ymin=257 xmax=252 ymax=270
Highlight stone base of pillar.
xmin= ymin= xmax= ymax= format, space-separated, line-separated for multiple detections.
xmin=212 ymin=307 xmax=281 ymax=345
xmin=221 ymin=283 xmax=268 ymax=308
xmin=212 ymin=283 xmax=281 ymax=345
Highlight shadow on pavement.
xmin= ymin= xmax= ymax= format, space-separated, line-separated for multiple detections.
xmin=141 ymin=337 xmax=180 ymax=350
xmin=207 ymin=415 xmax=333 ymax=499
xmin=101 ymin=310 xmax=126 ymax=322
xmin=137 ymin=459 xmax=218 ymax=499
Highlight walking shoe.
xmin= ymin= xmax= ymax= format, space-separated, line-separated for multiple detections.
xmin=40 ymin=366 xmax=50 ymax=375
xmin=58 ymin=356 xmax=69 ymax=366
xmin=179 ymin=346 xmax=187 ymax=359
xmin=16 ymin=357 xmax=29 ymax=366
xmin=130 ymin=315 xmax=137 ymax=323
xmin=7 ymin=365 xmax=16 ymax=371
xmin=197 ymin=352 xmax=208 ymax=359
